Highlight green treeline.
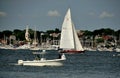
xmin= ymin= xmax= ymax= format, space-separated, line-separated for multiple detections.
xmin=0 ymin=28 xmax=120 ymax=41
xmin=81 ymin=28 xmax=120 ymax=40
xmin=0 ymin=28 xmax=61 ymax=41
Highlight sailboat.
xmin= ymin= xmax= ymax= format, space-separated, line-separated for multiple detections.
xmin=32 ymin=27 xmax=38 ymax=46
xmin=30 ymin=27 xmax=39 ymax=50
xmin=59 ymin=8 xmax=84 ymax=53
xmin=16 ymin=25 xmax=30 ymax=49
xmin=25 ymin=25 xmax=30 ymax=42
xmin=18 ymin=50 xmax=66 ymax=66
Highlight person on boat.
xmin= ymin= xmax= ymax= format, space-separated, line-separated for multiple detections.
xmin=58 ymin=53 xmax=61 ymax=59
xmin=35 ymin=54 xmax=40 ymax=60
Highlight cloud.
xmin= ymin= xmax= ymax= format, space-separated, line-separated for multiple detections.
xmin=0 ymin=11 xmax=7 ymax=17
xmin=99 ymin=11 xmax=114 ymax=19
xmin=47 ymin=10 xmax=60 ymax=17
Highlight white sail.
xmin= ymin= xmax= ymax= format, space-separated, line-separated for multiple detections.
xmin=25 ymin=25 xmax=30 ymax=41
xmin=72 ymin=23 xmax=84 ymax=51
xmin=60 ymin=8 xmax=74 ymax=49
xmin=60 ymin=8 xmax=84 ymax=51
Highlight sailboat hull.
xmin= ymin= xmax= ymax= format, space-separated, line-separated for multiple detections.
xmin=60 ymin=50 xmax=85 ymax=53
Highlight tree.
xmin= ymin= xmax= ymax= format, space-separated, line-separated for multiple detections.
xmin=2 ymin=30 xmax=12 ymax=37
xmin=13 ymin=29 xmax=23 ymax=40
xmin=0 ymin=32 xmax=3 ymax=39
xmin=115 ymin=30 xmax=120 ymax=40
xmin=96 ymin=38 xmax=104 ymax=43
xmin=54 ymin=28 xmax=61 ymax=33
xmin=83 ymin=30 xmax=93 ymax=36
xmin=93 ymin=28 xmax=115 ymax=36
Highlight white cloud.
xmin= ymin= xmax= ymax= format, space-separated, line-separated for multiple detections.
xmin=0 ymin=11 xmax=7 ymax=17
xmin=47 ymin=10 xmax=60 ymax=17
xmin=99 ymin=11 xmax=114 ymax=19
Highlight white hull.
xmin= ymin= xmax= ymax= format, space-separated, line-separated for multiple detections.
xmin=97 ymin=47 xmax=113 ymax=52
xmin=115 ymin=48 xmax=120 ymax=52
xmin=84 ymin=47 xmax=96 ymax=51
xmin=18 ymin=53 xmax=66 ymax=66
xmin=16 ymin=44 xmax=30 ymax=49
xmin=0 ymin=45 xmax=15 ymax=50
xmin=30 ymin=47 xmax=40 ymax=50
xmin=18 ymin=59 xmax=65 ymax=66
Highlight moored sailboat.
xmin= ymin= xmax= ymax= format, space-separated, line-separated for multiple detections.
xmin=59 ymin=8 xmax=84 ymax=53
xmin=30 ymin=27 xmax=39 ymax=50
xmin=16 ymin=25 xmax=31 ymax=49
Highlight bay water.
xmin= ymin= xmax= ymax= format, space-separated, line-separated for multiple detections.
xmin=0 ymin=49 xmax=120 ymax=78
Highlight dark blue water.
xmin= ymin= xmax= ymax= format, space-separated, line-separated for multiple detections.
xmin=0 ymin=49 xmax=120 ymax=78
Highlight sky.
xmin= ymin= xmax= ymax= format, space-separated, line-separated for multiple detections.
xmin=0 ymin=0 xmax=120 ymax=31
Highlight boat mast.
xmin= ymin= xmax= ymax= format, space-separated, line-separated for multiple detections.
xmin=33 ymin=26 xmax=38 ymax=46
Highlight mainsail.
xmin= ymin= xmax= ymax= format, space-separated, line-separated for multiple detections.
xmin=60 ymin=8 xmax=74 ymax=49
